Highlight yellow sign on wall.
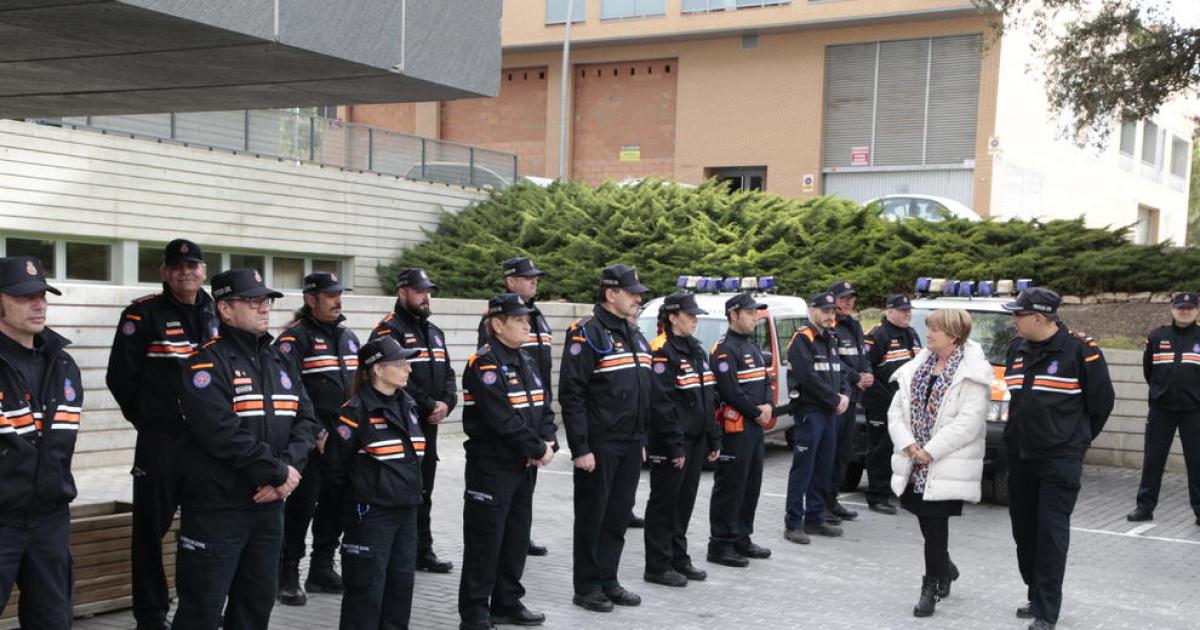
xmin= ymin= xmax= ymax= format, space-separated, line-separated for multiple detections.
xmin=619 ymin=144 xmax=641 ymax=162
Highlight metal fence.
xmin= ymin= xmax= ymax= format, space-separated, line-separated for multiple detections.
xmin=34 ymin=109 xmax=519 ymax=189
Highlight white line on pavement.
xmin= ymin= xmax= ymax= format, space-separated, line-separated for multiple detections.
xmin=1127 ymin=522 xmax=1157 ymax=536
xmin=1071 ymin=525 xmax=1200 ymax=546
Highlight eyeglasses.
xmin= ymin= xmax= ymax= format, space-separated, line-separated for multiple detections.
xmin=229 ymin=297 xmax=274 ymax=309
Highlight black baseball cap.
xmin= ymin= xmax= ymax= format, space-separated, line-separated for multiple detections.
xmin=829 ymin=280 xmax=857 ymax=298
xmin=210 ymin=268 xmax=283 ymax=301
xmin=1172 ymin=292 xmax=1199 ymax=308
xmin=661 ymin=291 xmax=708 ymax=316
xmin=810 ymin=292 xmax=837 ymax=311
xmin=886 ymin=294 xmax=913 ymax=310
xmin=395 ymin=268 xmax=438 ymax=290
xmin=600 ymin=264 xmax=649 ymax=294
xmin=303 ymin=272 xmax=351 ymax=294
xmin=163 ymin=239 xmax=204 ymax=266
xmin=725 ymin=292 xmax=767 ymax=313
xmin=487 ymin=293 xmax=536 ymax=317
xmin=358 ymin=336 xmax=419 ymax=367
xmin=502 ymin=257 xmax=545 ymax=278
xmin=1002 ymin=287 xmax=1061 ymax=315
xmin=0 ymin=257 xmax=60 ymax=296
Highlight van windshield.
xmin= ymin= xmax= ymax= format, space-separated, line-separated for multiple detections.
xmin=910 ymin=309 xmax=1016 ymax=365
xmin=637 ymin=315 xmax=769 ymax=356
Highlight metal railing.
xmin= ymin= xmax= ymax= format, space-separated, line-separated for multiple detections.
xmin=33 ymin=109 xmax=519 ymax=190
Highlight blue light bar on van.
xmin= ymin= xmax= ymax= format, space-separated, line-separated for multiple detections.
xmin=957 ymin=281 xmax=974 ymax=297
xmin=978 ymin=280 xmax=994 ymax=296
xmin=695 ymin=278 xmax=710 ymax=292
xmin=676 ymin=275 xmax=688 ymax=288
xmin=943 ymin=280 xmax=959 ymax=296
xmin=759 ymin=277 xmax=776 ymax=291
xmin=1016 ymin=279 xmax=1033 ymax=291
xmin=915 ymin=277 xmax=932 ymax=293
xmin=722 ymin=277 xmax=740 ymax=292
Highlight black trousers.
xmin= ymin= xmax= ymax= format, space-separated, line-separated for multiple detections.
xmin=864 ymin=401 xmax=894 ymax=504
xmin=709 ymin=424 xmax=764 ymax=553
xmin=917 ymin=516 xmax=951 ymax=578
xmin=172 ymin=505 xmax=284 ymax=630
xmin=1135 ymin=406 xmax=1200 ymax=516
xmin=826 ymin=401 xmax=859 ymax=502
xmin=573 ymin=439 xmax=641 ymax=595
xmin=458 ymin=461 xmax=536 ymax=624
xmin=282 ymin=449 xmax=344 ymax=563
xmin=0 ymin=506 xmax=73 ymax=630
xmin=419 ymin=422 xmax=439 ymax=555
xmin=1008 ymin=455 xmax=1082 ymax=625
xmin=339 ymin=504 xmax=417 ymax=630
xmin=131 ymin=428 xmax=180 ymax=625
xmin=644 ymin=436 xmax=706 ymax=573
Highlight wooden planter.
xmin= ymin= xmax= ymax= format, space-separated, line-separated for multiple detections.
xmin=0 ymin=502 xmax=179 ymax=628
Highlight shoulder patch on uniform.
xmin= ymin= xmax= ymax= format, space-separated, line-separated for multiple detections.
xmin=801 ymin=327 xmax=816 ymax=342
xmin=650 ymin=332 xmax=667 ymax=352
xmin=132 ymin=292 xmax=162 ymax=304
xmin=482 ymin=370 xmax=499 ymax=385
xmin=121 ymin=320 xmax=137 ymax=336
xmin=192 ymin=370 xmax=212 ymax=389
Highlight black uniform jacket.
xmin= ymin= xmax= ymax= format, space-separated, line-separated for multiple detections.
xmin=325 ymin=385 xmax=425 ymax=509
xmin=276 ymin=309 xmax=361 ymax=424
xmin=370 ymin=303 xmax=457 ymax=422
xmin=710 ymin=329 xmax=773 ymax=430
xmin=462 ymin=340 xmax=558 ymax=470
xmin=648 ymin=330 xmax=721 ymax=460
xmin=1143 ymin=322 xmax=1200 ymax=411
xmin=476 ymin=302 xmax=555 ymax=428
xmin=863 ymin=318 xmax=923 ymax=411
xmin=787 ymin=324 xmax=852 ymax=413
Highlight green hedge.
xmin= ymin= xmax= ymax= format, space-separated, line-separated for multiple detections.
xmin=380 ymin=180 xmax=1200 ymax=306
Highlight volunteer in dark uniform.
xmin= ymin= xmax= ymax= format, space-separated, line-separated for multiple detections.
xmin=106 ymin=238 xmax=217 ymax=630
xmin=275 ymin=272 xmax=360 ymax=605
xmin=560 ymin=264 xmax=652 ymax=612
xmin=1002 ymin=288 xmax=1114 ymax=630
xmin=863 ymin=294 xmax=923 ymax=514
xmin=0 ymin=257 xmax=80 ymax=630
xmin=459 ymin=293 xmax=557 ymax=629
xmin=644 ymin=292 xmax=721 ymax=587
xmin=783 ymin=292 xmax=851 ymax=545
xmin=1127 ymin=291 xmax=1200 ymax=527
xmin=324 ymin=336 xmax=424 ymax=630
xmin=370 ymin=268 xmax=457 ymax=573
xmin=826 ymin=280 xmax=871 ymax=522
xmin=707 ymin=292 xmax=773 ymax=567
xmin=475 ymin=257 xmax=554 ymax=557
xmin=172 ymin=269 xmax=318 ymax=630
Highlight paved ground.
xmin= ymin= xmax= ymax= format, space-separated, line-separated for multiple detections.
xmin=72 ymin=434 xmax=1199 ymax=630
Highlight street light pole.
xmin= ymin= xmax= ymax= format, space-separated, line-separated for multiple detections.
xmin=557 ymin=0 xmax=575 ymax=180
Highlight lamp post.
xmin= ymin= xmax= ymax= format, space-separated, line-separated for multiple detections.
xmin=557 ymin=0 xmax=576 ymax=180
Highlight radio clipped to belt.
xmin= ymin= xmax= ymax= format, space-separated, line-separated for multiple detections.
xmin=716 ymin=404 xmax=744 ymax=434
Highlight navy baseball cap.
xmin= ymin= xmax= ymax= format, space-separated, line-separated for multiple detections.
xmin=1172 ymin=292 xmax=1199 ymax=308
xmin=303 ymin=272 xmax=351 ymax=294
xmin=502 ymin=257 xmax=545 ymax=278
xmin=211 ymin=268 xmax=283 ymax=301
xmin=811 ymin=292 xmax=837 ymax=311
xmin=725 ymin=292 xmax=767 ymax=313
xmin=1002 ymin=288 xmax=1061 ymax=315
xmin=886 ymin=294 xmax=913 ymax=310
xmin=486 ymin=293 xmax=536 ymax=317
xmin=358 ymin=336 xmax=419 ymax=367
xmin=829 ymin=281 xmax=857 ymax=298
xmin=396 ymin=268 xmax=438 ymax=291
xmin=0 ymin=257 xmax=60 ymax=296
xmin=600 ymin=264 xmax=649 ymax=294
xmin=163 ymin=239 xmax=203 ymax=266
xmin=661 ymin=291 xmax=708 ymax=316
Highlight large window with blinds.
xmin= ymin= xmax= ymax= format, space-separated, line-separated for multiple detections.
xmin=822 ymin=34 xmax=983 ymax=168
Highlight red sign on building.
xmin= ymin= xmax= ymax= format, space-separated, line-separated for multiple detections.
xmin=850 ymin=146 xmax=870 ymax=166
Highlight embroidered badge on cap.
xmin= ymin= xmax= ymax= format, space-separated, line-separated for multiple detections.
xmin=253 ymin=270 xmax=262 ymax=282
xmin=122 ymin=320 xmax=136 ymax=336
xmin=482 ymin=371 xmax=498 ymax=385
xmin=193 ymin=371 xmax=212 ymax=388
xmin=279 ymin=371 xmax=293 ymax=390
xmin=25 ymin=260 xmax=36 ymax=275
xmin=64 ymin=378 xmax=76 ymax=402
xmin=337 ymin=425 xmax=352 ymax=440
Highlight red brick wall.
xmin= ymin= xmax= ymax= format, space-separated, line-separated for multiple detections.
xmin=344 ymin=103 xmax=417 ymax=134
xmin=571 ymin=59 xmax=677 ymax=184
xmin=441 ymin=67 xmax=549 ymax=177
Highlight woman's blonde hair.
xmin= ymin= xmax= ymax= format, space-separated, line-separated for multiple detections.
xmin=926 ymin=308 xmax=972 ymax=345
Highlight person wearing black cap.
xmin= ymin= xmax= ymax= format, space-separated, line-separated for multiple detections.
xmin=274 ymin=272 xmax=361 ymax=605
xmin=1128 ymin=291 xmax=1200 ymax=527
xmin=862 ymin=294 xmax=923 ymax=515
xmin=825 ymin=280 xmax=871 ymax=522
xmin=475 ymin=256 xmax=554 ymax=557
xmin=171 ymin=268 xmax=318 ymax=630
xmin=1001 ymin=287 xmax=1114 ymax=630
xmin=105 ymin=238 xmax=218 ymax=630
xmin=707 ymin=291 xmax=774 ymax=567
xmin=324 ymin=336 xmax=424 ymax=630
xmin=783 ymin=292 xmax=852 ymax=545
xmin=644 ymin=292 xmax=721 ymax=587
xmin=459 ymin=293 xmax=558 ymax=629
xmin=560 ymin=264 xmax=652 ymax=612
xmin=370 ymin=267 xmax=458 ymax=573
xmin=0 ymin=257 xmax=80 ymax=629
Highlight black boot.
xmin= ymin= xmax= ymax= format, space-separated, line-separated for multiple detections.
xmin=305 ymin=549 xmax=344 ymax=594
xmin=936 ymin=558 xmax=959 ymax=599
xmin=913 ymin=576 xmax=938 ymax=617
xmin=277 ymin=559 xmax=307 ymax=606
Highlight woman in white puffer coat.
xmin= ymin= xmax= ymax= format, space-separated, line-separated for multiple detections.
xmin=888 ymin=308 xmax=992 ymax=619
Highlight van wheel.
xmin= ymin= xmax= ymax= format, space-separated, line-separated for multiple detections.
xmin=991 ymin=468 xmax=1010 ymax=506
xmin=841 ymin=462 xmax=864 ymax=493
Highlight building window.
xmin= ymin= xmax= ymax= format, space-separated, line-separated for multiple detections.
xmin=312 ymin=259 xmax=342 ymax=275
xmin=1118 ymin=121 xmax=1137 ymax=156
xmin=546 ymin=0 xmax=587 ymax=24
xmin=683 ymin=0 xmax=788 ymax=12
xmin=65 ymin=242 xmax=111 ymax=281
xmin=602 ymin=0 xmax=664 ymax=19
xmin=1141 ymin=121 xmax=1159 ymax=166
xmin=137 ymin=246 xmax=162 ymax=284
xmin=4 ymin=238 xmax=56 ymax=276
xmin=229 ymin=254 xmax=266 ymax=276
xmin=1135 ymin=205 xmax=1160 ymax=245
xmin=1170 ymin=136 xmax=1189 ymax=178
xmin=273 ymin=257 xmax=305 ymax=289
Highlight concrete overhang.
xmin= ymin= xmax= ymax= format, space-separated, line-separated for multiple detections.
xmin=0 ymin=0 xmax=501 ymax=119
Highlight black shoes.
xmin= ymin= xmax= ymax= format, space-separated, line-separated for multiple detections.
xmin=735 ymin=542 xmax=772 ymax=559
xmin=803 ymin=523 xmax=844 ymax=538
xmin=305 ymin=553 xmax=344 ymax=594
xmin=674 ymin=561 xmax=707 ymax=581
xmin=644 ymin=570 xmax=688 ymax=587
xmin=827 ymin=500 xmax=858 ymax=520
xmin=937 ymin=559 xmax=959 ymax=598
xmin=1126 ymin=507 xmax=1154 ymax=522
xmin=1028 ymin=620 xmax=1056 ymax=630
xmin=603 ymin=585 xmax=642 ymax=606
xmin=627 ymin=513 xmax=645 ymax=528
xmin=417 ymin=550 xmax=454 ymax=573
xmin=869 ymin=500 xmax=898 ymax=515
xmin=706 ymin=549 xmax=749 ymax=568
xmin=573 ymin=590 xmax=614 ymax=612
xmin=1016 ymin=602 xmax=1036 ymax=619
xmin=784 ymin=528 xmax=811 ymax=544
xmin=823 ymin=510 xmax=843 ymax=525
xmin=527 ymin=540 xmax=548 ymax=556
xmin=277 ymin=560 xmax=307 ymax=606
xmin=913 ymin=576 xmax=939 ymax=617
xmin=460 ymin=621 xmax=495 ymax=630
xmin=491 ymin=604 xmax=546 ymax=626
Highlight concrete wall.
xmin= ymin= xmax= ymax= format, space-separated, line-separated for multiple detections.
xmin=1087 ymin=349 xmax=1187 ymax=473
xmin=57 ymin=283 xmax=593 ymax=470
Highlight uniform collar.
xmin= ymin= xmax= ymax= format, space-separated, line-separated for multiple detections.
xmin=392 ymin=300 xmax=427 ymax=326
xmin=218 ymin=322 xmax=274 ymax=354
xmin=593 ymin=304 xmax=629 ymax=330
xmin=358 ymin=383 xmax=402 ymax=413
xmin=0 ymin=326 xmax=68 ymax=358
xmin=487 ymin=339 xmax=524 ymax=366
xmin=302 ymin=308 xmax=346 ymax=334
xmin=1170 ymin=321 xmax=1197 ymax=333
xmin=161 ymin=282 xmax=214 ymax=311
xmin=1022 ymin=322 xmax=1068 ymax=353
xmin=665 ymin=329 xmax=694 ymax=353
